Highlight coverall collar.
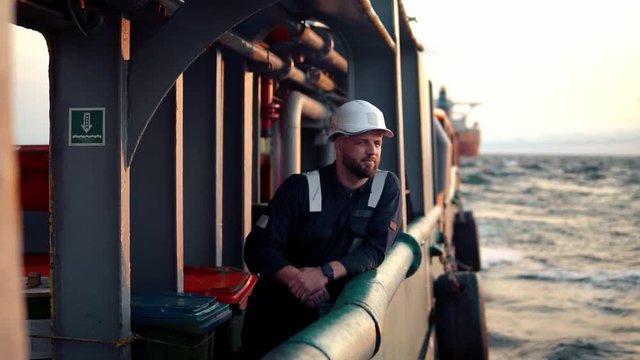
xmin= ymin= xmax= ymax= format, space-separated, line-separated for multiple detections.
xmin=329 ymin=162 xmax=372 ymax=196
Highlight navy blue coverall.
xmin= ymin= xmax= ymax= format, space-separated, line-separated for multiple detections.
xmin=241 ymin=162 xmax=401 ymax=359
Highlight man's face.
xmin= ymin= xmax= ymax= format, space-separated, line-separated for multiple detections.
xmin=339 ymin=131 xmax=384 ymax=178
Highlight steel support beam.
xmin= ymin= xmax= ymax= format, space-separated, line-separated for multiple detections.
xmin=400 ymin=39 xmax=425 ymax=218
xmin=417 ymin=53 xmax=435 ymax=209
xmin=129 ymin=5 xmax=183 ymax=294
xmin=349 ymin=0 xmax=407 ymax=230
xmin=126 ymin=0 xmax=278 ymax=166
xmin=183 ymin=46 xmax=221 ymax=267
xmin=49 ymin=9 xmax=131 ymax=359
xmin=222 ymin=50 xmax=254 ymax=268
xmin=130 ymin=81 xmax=181 ymax=293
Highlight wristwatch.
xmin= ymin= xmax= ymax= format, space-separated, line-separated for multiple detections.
xmin=321 ymin=263 xmax=335 ymax=281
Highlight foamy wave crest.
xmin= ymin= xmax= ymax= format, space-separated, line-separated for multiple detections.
xmin=530 ymin=179 xmax=619 ymax=195
xmin=481 ymin=247 xmax=523 ymax=270
xmin=515 ymin=268 xmax=640 ymax=292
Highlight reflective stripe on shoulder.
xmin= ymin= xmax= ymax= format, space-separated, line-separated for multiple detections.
xmin=304 ymin=170 xmax=322 ymax=212
xmin=368 ymin=170 xmax=388 ymax=208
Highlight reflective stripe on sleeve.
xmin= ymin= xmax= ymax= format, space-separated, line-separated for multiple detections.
xmin=368 ymin=170 xmax=388 ymax=208
xmin=256 ymin=214 xmax=269 ymax=229
xmin=304 ymin=170 xmax=322 ymax=212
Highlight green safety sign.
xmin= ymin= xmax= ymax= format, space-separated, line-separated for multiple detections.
xmin=69 ymin=108 xmax=105 ymax=146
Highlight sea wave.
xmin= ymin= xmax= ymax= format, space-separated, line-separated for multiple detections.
xmin=519 ymin=163 xmax=546 ymax=171
xmin=474 ymin=208 xmax=592 ymax=226
xmin=623 ymin=173 xmax=640 ymax=185
xmin=528 ymin=179 xmax=619 ymax=195
xmin=481 ymin=247 xmax=523 ymax=270
xmin=587 ymin=297 xmax=635 ymax=316
xmin=462 ymin=173 xmax=492 ymax=185
xmin=513 ymin=269 xmax=640 ymax=292
xmin=482 ymin=169 xmax=524 ymax=178
xmin=611 ymin=326 xmax=640 ymax=334
xmin=562 ymin=162 xmax=605 ymax=174
xmin=545 ymin=339 xmax=637 ymax=360
xmin=466 ymin=155 xmax=640 ymax=360
xmin=489 ymin=331 xmax=524 ymax=349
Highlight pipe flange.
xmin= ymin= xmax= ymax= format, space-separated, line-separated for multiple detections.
xmin=308 ymin=27 xmax=334 ymax=59
xmin=288 ymin=20 xmax=306 ymax=38
xmin=269 ymin=55 xmax=294 ymax=81
xmin=246 ymin=54 xmax=292 ymax=81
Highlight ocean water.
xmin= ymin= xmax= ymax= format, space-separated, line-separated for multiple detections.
xmin=460 ymin=155 xmax=640 ymax=360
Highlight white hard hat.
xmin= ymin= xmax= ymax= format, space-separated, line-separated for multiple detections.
xmin=329 ymin=100 xmax=394 ymax=139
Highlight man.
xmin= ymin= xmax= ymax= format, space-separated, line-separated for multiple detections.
xmin=241 ymin=100 xmax=401 ymax=359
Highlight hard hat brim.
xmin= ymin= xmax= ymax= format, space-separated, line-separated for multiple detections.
xmin=329 ymin=127 xmax=394 ymax=140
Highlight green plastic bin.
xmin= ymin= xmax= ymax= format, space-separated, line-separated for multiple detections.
xmin=184 ymin=266 xmax=258 ymax=360
xmin=132 ymin=325 xmax=216 ymax=360
xmin=131 ymin=293 xmax=231 ymax=360
xmin=25 ymin=274 xmax=52 ymax=360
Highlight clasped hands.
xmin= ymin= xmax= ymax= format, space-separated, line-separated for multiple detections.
xmin=288 ymin=267 xmax=330 ymax=309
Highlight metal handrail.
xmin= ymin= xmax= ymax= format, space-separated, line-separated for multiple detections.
xmin=264 ymin=206 xmax=442 ymax=359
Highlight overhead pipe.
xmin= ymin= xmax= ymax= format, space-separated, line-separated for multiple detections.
xmin=158 ymin=0 xmax=184 ymax=15
xmin=285 ymin=21 xmax=349 ymax=74
xmin=357 ymin=0 xmax=396 ymax=52
xmin=397 ymin=0 xmax=425 ymax=51
xmin=279 ymin=91 xmax=331 ymax=182
xmin=219 ymin=32 xmax=338 ymax=92
xmin=306 ymin=67 xmax=336 ymax=92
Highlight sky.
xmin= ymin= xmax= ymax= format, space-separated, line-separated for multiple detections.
xmin=405 ymin=0 xmax=640 ymax=155
xmin=10 ymin=1 xmax=640 ymax=154
xmin=10 ymin=26 xmax=49 ymax=145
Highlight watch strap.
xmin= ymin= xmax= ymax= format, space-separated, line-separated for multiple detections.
xmin=321 ymin=263 xmax=334 ymax=281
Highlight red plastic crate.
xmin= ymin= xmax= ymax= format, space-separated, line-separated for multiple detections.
xmin=17 ymin=145 xmax=49 ymax=212
xmin=23 ymin=253 xmax=50 ymax=276
xmin=184 ymin=266 xmax=257 ymax=310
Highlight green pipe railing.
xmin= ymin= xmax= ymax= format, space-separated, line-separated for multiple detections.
xmin=264 ymin=207 xmax=442 ymax=360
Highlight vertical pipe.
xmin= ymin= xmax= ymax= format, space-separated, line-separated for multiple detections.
xmin=272 ymin=123 xmax=282 ymax=188
xmin=280 ymin=91 xmax=330 ymax=180
xmin=0 ymin=2 xmax=28 ymax=358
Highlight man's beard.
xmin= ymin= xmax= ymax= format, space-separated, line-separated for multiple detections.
xmin=344 ymin=152 xmax=377 ymax=179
